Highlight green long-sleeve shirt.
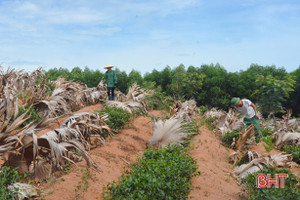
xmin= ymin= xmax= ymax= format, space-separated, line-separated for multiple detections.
xmin=105 ymin=70 xmax=117 ymax=88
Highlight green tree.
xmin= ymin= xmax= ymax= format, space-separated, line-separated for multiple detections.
xmin=254 ymin=74 xmax=295 ymax=117
xmin=115 ymin=68 xmax=129 ymax=93
xmin=286 ymin=66 xmax=300 ymax=116
xmin=128 ymin=69 xmax=143 ymax=86
xmin=196 ymin=63 xmax=230 ymax=109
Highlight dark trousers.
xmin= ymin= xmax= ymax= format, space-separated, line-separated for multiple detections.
xmin=107 ymin=87 xmax=115 ymax=100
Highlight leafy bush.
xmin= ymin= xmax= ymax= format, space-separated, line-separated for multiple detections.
xmin=18 ymin=106 xmax=43 ymax=126
xmin=262 ymin=136 xmax=275 ymax=152
xmin=199 ymin=105 xmax=209 ymax=113
xmin=242 ymin=167 xmax=300 ymax=200
xmin=102 ymin=145 xmax=198 ymax=200
xmin=283 ymin=145 xmax=300 ymax=164
xmin=261 ymin=127 xmax=275 ymax=137
xmin=0 ymin=165 xmax=23 ymax=199
xmin=97 ymin=106 xmax=132 ymax=132
xmin=145 ymin=89 xmax=173 ymax=111
xmin=222 ymin=130 xmax=240 ymax=148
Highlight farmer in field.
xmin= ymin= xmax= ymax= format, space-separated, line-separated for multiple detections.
xmin=231 ymin=97 xmax=262 ymax=143
xmin=105 ymin=64 xmax=117 ymax=101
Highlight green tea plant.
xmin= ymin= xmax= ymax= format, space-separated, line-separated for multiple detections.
xmin=102 ymin=145 xmax=198 ymax=200
xmin=201 ymin=117 xmax=216 ymax=130
xmin=261 ymin=127 xmax=275 ymax=137
xmin=242 ymin=167 xmax=300 ymax=200
xmin=144 ymin=89 xmax=173 ymax=111
xmin=222 ymin=130 xmax=240 ymax=148
xmin=199 ymin=105 xmax=209 ymax=113
xmin=97 ymin=106 xmax=132 ymax=132
xmin=262 ymin=136 xmax=275 ymax=152
xmin=181 ymin=119 xmax=200 ymax=146
xmin=0 ymin=165 xmax=23 ymax=199
xmin=283 ymin=145 xmax=300 ymax=164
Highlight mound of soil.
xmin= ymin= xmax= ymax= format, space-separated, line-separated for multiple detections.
xmin=189 ymin=126 xmax=242 ymax=200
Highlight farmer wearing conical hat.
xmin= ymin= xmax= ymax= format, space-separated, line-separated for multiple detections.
xmin=104 ymin=64 xmax=117 ymax=101
xmin=231 ymin=97 xmax=262 ymax=143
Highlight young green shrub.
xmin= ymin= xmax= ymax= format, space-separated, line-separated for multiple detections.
xmin=283 ymin=145 xmax=300 ymax=164
xmin=199 ymin=105 xmax=209 ymax=114
xmin=262 ymin=136 xmax=275 ymax=152
xmin=97 ymin=106 xmax=132 ymax=132
xmin=181 ymin=119 xmax=201 ymax=146
xmin=145 ymin=89 xmax=173 ymax=111
xmin=261 ymin=127 xmax=275 ymax=137
xmin=222 ymin=130 xmax=240 ymax=148
xmin=0 ymin=165 xmax=23 ymax=199
xmin=242 ymin=167 xmax=300 ymax=200
xmin=102 ymin=145 xmax=198 ymax=200
xmin=201 ymin=117 xmax=216 ymax=130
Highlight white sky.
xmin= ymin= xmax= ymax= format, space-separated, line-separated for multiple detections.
xmin=0 ymin=0 xmax=299 ymax=74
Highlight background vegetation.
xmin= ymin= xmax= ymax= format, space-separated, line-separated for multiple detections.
xmin=45 ymin=63 xmax=300 ymax=117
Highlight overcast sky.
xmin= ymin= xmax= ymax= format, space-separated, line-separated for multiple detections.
xmin=0 ymin=0 xmax=299 ymax=74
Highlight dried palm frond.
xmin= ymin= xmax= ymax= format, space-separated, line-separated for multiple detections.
xmin=147 ymin=117 xmax=191 ymax=148
xmin=273 ymin=129 xmax=300 ymax=149
xmin=229 ymin=151 xmax=260 ymax=165
xmin=85 ymin=80 xmax=107 ymax=104
xmin=203 ymin=108 xmax=226 ymax=119
xmin=233 ymin=153 xmax=293 ymax=179
xmin=172 ymin=100 xmax=200 ymax=122
xmin=34 ymin=78 xmax=90 ymax=117
xmin=60 ymin=112 xmax=111 ymax=149
xmin=115 ymin=90 xmax=127 ymax=102
xmin=126 ymin=82 xmax=152 ymax=102
xmin=105 ymin=101 xmax=132 ymax=113
xmin=235 ymin=124 xmax=256 ymax=151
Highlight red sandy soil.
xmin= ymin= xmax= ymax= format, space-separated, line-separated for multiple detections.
xmin=189 ymin=126 xmax=242 ymax=200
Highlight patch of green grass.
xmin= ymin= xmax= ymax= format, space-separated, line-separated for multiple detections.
xmin=75 ymin=168 xmax=90 ymax=200
xmin=242 ymin=167 xmax=300 ymax=200
xmin=64 ymin=161 xmax=71 ymax=174
xmin=201 ymin=117 xmax=216 ymax=130
xmin=102 ymin=145 xmax=198 ymax=200
xmin=284 ymin=145 xmax=300 ymax=164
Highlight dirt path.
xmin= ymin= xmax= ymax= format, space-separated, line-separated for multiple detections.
xmin=39 ymin=110 xmax=161 ymax=200
xmin=189 ymin=126 xmax=242 ymax=200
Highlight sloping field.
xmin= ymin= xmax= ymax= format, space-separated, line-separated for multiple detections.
xmin=189 ymin=126 xmax=242 ymax=200
xmin=36 ymin=105 xmax=243 ymax=200
xmin=39 ymin=109 xmax=161 ymax=200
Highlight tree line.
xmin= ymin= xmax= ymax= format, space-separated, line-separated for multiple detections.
xmin=45 ymin=64 xmax=300 ymax=117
